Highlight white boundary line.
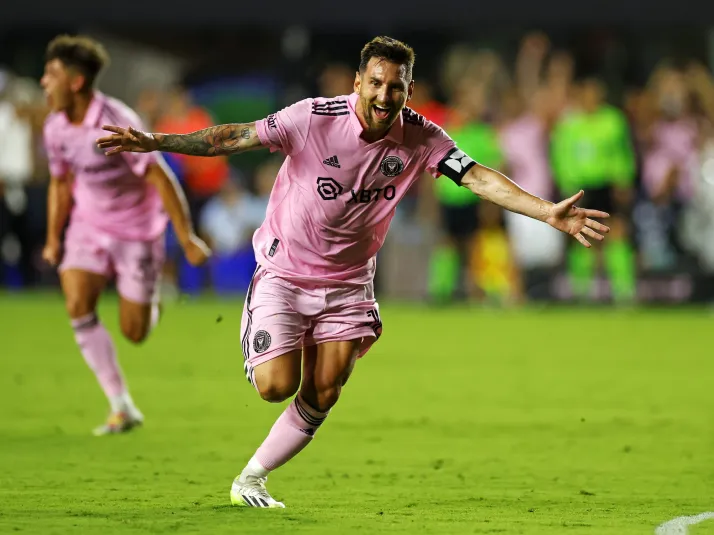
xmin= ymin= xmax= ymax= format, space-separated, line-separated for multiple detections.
xmin=655 ymin=512 xmax=714 ymax=534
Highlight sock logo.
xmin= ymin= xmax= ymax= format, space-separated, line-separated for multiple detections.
xmin=253 ymin=330 xmax=272 ymax=354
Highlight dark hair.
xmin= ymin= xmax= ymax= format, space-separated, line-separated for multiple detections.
xmin=45 ymin=35 xmax=110 ymax=90
xmin=359 ymin=36 xmax=415 ymax=81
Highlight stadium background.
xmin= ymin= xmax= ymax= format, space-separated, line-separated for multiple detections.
xmin=1 ymin=4 xmax=714 ymax=534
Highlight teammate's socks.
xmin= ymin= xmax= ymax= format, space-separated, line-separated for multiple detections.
xmin=72 ymin=312 xmax=134 ymax=411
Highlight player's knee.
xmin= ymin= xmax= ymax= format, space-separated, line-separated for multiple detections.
xmin=65 ymin=297 xmax=94 ymax=319
xmin=257 ymin=375 xmax=300 ymax=403
xmin=121 ymin=321 xmax=149 ymax=345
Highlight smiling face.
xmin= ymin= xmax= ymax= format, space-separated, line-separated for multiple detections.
xmin=354 ymin=57 xmax=414 ymax=139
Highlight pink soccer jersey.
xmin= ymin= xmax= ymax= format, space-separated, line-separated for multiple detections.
xmin=254 ymin=93 xmax=469 ymax=285
xmin=43 ymin=91 xmax=167 ymax=241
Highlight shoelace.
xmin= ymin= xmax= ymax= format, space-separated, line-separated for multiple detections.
xmin=238 ymin=476 xmax=272 ymax=500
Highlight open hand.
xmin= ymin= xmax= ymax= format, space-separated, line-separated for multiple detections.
xmin=546 ymin=190 xmax=610 ymax=248
xmin=96 ymin=125 xmax=159 ymax=155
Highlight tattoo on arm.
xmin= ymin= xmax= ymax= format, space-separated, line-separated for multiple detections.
xmin=155 ymin=123 xmax=259 ymax=156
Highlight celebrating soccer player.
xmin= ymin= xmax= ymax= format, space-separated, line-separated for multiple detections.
xmin=98 ymin=36 xmax=609 ymax=506
xmin=41 ymin=35 xmax=211 ymax=436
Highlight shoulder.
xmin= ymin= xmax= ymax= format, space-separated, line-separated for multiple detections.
xmin=402 ymin=106 xmax=451 ymax=147
xmin=102 ymin=94 xmax=142 ymax=123
xmin=43 ymin=111 xmax=65 ymax=134
xmin=309 ymin=96 xmax=348 ymax=117
xmin=401 ymin=106 xmax=427 ymax=128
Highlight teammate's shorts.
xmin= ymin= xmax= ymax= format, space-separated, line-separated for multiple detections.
xmin=240 ymin=265 xmax=382 ymax=386
xmin=60 ymin=223 xmax=165 ymax=304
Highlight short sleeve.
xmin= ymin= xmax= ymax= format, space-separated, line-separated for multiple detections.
xmin=422 ymin=122 xmax=477 ymax=185
xmin=43 ymin=119 xmax=70 ymax=178
xmin=255 ymin=99 xmax=313 ymax=156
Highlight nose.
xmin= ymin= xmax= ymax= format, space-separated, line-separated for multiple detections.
xmin=376 ymin=85 xmax=390 ymax=104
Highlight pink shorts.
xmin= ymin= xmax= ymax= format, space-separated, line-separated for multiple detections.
xmin=59 ymin=223 xmax=165 ymax=304
xmin=240 ymin=266 xmax=382 ymax=386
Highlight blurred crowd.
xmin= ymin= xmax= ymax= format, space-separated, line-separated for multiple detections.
xmin=2 ymin=31 xmax=714 ymax=304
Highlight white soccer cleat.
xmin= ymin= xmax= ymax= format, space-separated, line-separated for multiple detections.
xmin=92 ymin=411 xmax=143 ymax=436
xmin=230 ymin=475 xmax=285 ymax=508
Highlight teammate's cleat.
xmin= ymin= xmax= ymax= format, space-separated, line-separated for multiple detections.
xmin=230 ymin=475 xmax=285 ymax=508
xmin=92 ymin=411 xmax=143 ymax=436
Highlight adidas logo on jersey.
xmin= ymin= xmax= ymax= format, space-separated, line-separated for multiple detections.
xmin=323 ymin=155 xmax=341 ymax=168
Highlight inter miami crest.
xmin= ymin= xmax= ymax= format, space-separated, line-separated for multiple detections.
xmin=253 ymin=330 xmax=272 ymax=354
xmin=380 ymin=155 xmax=404 ymax=177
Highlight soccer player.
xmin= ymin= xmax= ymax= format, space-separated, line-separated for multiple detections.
xmin=98 ymin=36 xmax=609 ymax=506
xmin=41 ymin=35 xmax=211 ymax=435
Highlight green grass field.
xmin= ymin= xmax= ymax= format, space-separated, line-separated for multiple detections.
xmin=1 ymin=293 xmax=713 ymax=534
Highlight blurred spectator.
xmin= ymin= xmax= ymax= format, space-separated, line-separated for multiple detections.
xmin=317 ymin=62 xmax=354 ymax=98
xmin=200 ymin=175 xmax=264 ymax=256
xmin=427 ymin=79 xmax=504 ymax=303
xmin=543 ymin=50 xmax=576 ymax=119
xmin=154 ymin=85 xmax=229 ymax=220
xmin=0 ymin=68 xmax=43 ymax=287
xmin=551 ymin=76 xmax=637 ymax=303
xmin=135 ymin=86 xmax=164 ymax=130
xmin=469 ymin=200 xmax=523 ymax=305
xmin=154 ymin=85 xmax=229 ymax=295
xmin=409 ymin=78 xmax=449 ymax=127
xmin=499 ymin=36 xmax=567 ymax=294
xmin=637 ymin=62 xmax=714 ymax=271
xmin=498 ymin=87 xmax=564 ymax=294
xmin=200 ymin=175 xmax=266 ymax=294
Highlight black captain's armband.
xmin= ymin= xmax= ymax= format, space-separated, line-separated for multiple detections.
xmin=437 ymin=148 xmax=477 ymax=186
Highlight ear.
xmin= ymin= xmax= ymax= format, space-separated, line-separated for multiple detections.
xmin=407 ymin=79 xmax=415 ymax=102
xmin=69 ymin=72 xmax=87 ymax=94
xmin=353 ymin=71 xmax=361 ymax=94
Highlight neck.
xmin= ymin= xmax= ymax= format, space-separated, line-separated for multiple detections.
xmin=65 ymin=90 xmax=93 ymax=125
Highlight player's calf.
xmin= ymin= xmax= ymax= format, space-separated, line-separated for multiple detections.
xmin=119 ymin=299 xmax=154 ymax=344
xmin=120 ymin=320 xmax=150 ymax=345
xmin=300 ymin=339 xmax=359 ymax=412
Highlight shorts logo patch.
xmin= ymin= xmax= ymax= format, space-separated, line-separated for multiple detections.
xmin=380 ymin=155 xmax=404 ymax=177
xmin=253 ymin=330 xmax=272 ymax=354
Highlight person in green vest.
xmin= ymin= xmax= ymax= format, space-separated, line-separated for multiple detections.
xmin=428 ymin=81 xmax=505 ymax=302
xmin=551 ymin=76 xmax=636 ymax=303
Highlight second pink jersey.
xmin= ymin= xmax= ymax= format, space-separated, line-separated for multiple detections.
xmin=43 ymin=91 xmax=167 ymax=241
xmin=255 ymin=93 xmax=458 ymax=285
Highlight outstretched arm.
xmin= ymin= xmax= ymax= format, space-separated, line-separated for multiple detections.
xmin=97 ymin=122 xmax=263 ymax=157
xmin=462 ymin=164 xmax=610 ymax=248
